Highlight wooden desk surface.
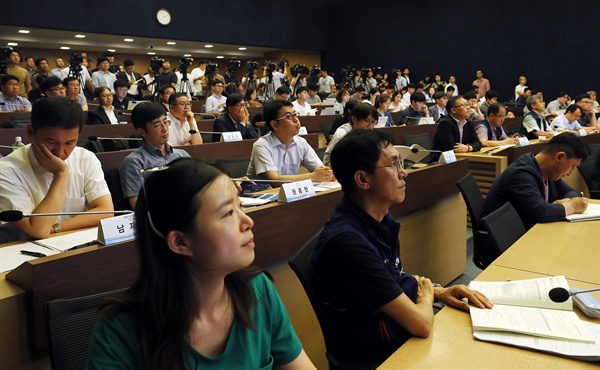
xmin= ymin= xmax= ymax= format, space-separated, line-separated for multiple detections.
xmin=491 ymin=220 xmax=600 ymax=285
xmin=378 ymin=265 xmax=600 ymax=369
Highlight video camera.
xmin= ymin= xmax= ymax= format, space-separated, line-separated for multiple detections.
xmin=278 ymin=59 xmax=289 ymax=70
xmin=0 ymin=46 xmax=13 ymax=76
xmin=308 ymin=65 xmax=321 ymax=85
xmin=205 ymin=62 xmax=218 ymax=76
xmin=290 ymin=63 xmax=309 ymax=77
xmin=150 ymin=56 xmax=166 ymax=74
xmin=264 ymin=61 xmax=277 ymax=74
xmin=179 ymin=56 xmax=193 ymax=73
xmin=68 ymin=52 xmax=83 ymax=74
xmin=245 ymin=60 xmax=258 ymax=74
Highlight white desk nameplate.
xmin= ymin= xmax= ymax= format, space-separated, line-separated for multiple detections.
xmin=98 ymin=213 xmax=136 ymax=245
xmin=516 ymin=136 xmax=530 ymax=146
xmin=220 ymin=131 xmax=243 ymax=142
xmin=438 ymin=150 xmax=457 ymax=164
xmin=578 ymin=129 xmax=587 ymax=137
xmin=277 ymin=179 xmax=316 ymax=203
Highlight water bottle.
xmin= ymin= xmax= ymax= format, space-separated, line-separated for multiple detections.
xmin=12 ymin=136 xmax=25 ymax=151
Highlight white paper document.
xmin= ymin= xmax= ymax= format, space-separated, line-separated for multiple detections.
xmin=566 ymin=203 xmax=600 ymax=222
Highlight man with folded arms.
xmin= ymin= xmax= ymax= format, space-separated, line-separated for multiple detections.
xmin=120 ymin=102 xmax=190 ymax=209
xmin=312 ymin=129 xmax=491 ymax=367
xmin=247 ymin=100 xmax=332 ymax=186
xmin=482 ymin=133 xmax=588 ymax=231
xmin=0 ymin=97 xmax=113 ymax=242
xmin=575 ymin=93 xmax=599 ymax=129
xmin=212 ymin=93 xmax=258 ymax=142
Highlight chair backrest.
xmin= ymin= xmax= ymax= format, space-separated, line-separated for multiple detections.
xmin=401 ymin=133 xmax=433 ymax=163
xmin=481 ymin=202 xmax=526 ymax=256
xmin=315 ymin=147 xmax=326 ymax=161
xmin=320 ymin=123 xmax=334 ymax=144
xmin=456 ymin=173 xmax=484 ymax=231
xmin=217 ymin=156 xmax=251 ymax=178
xmin=103 ymin=168 xmax=130 ymax=211
xmin=45 ymin=288 xmax=127 ymax=370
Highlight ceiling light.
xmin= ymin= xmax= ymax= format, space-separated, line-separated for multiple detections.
xmin=107 ymin=49 xmax=116 ymax=52
xmin=216 ymin=56 xmax=224 ymax=59
xmin=60 ymin=46 xmax=70 ymax=50
xmin=7 ymin=42 xmax=18 ymax=46
xmin=147 ymin=52 xmax=156 ymax=55
xmin=124 ymin=38 xmax=134 ymax=42
xmin=75 ymin=34 xmax=86 ymax=38
xmin=183 ymin=54 xmax=191 ymax=57
xmin=167 ymin=42 xmax=176 ymax=45
xmin=205 ymin=44 xmax=213 ymax=48
xmin=18 ymin=30 xmax=30 ymax=34
xmin=238 ymin=47 xmax=247 ymax=50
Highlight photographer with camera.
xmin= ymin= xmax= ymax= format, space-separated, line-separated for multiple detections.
xmin=190 ymin=60 xmax=207 ymax=98
xmin=175 ymin=57 xmax=195 ymax=97
xmin=223 ymin=59 xmax=241 ymax=96
xmin=289 ymin=64 xmax=308 ymax=95
xmin=200 ymin=63 xmax=224 ymax=97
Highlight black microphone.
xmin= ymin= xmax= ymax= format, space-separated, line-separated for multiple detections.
xmin=88 ymin=136 xmax=143 ymax=141
xmin=410 ymin=147 xmax=443 ymax=154
xmin=0 ymin=210 xmax=133 ymax=222
xmin=189 ymin=130 xmax=222 ymax=135
xmin=549 ymin=287 xmax=600 ymax=303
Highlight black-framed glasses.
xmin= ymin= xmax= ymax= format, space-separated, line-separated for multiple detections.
xmin=276 ymin=112 xmax=300 ymax=121
xmin=150 ymin=119 xmax=171 ymax=130
xmin=139 ymin=165 xmax=170 ymax=239
xmin=376 ymin=157 xmax=405 ymax=173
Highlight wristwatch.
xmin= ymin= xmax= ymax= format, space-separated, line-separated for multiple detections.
xmin=53 ymin=222 xmax=61 ymax=234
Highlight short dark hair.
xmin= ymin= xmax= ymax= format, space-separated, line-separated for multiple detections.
xmin=446 ymin=85 xmax=456 ymax=92
xmin=263 ymin=100 xmax=293 ymax=132
xmin=447 ymin=95 xmax=464 ymax=111
xmin=336 ymin=88 xmax=349 ymax=103
xmin=168 ymin=92 xmax=188 ymax=105
xmin=331 ymin=129 xmax=395 ymax=194
xmin=410 ymin=92 xmax=426 ymax=103
xmin=307 ymin=83 xmax=319 ymax=92
xmin=34 ymin=57 xmax=48 ymax=68
xmin=406 ymin=83 xmax=416 ymax=89
xmin=63 ymin=76 xmax=78 ymax=86
xmin=94 ymin=86 xmax=111 ymax=98
xmin=485 ymin=90 xmax=499 ymax=100
xmin=114 ymin=79 xmax=128 ymax=89
xmin=351 ymin=103 xmax=378 ymax=124
xmin=487 ymin=102 xmax=506 ymax=117
xmin=226 ymin=93 xmax=245 ymax=107
xmin=574 ymin=93 xmax=590 ymax=104
xmin=541 ymin=132 xmax=587 ymax=159
xmin=557 ymin=91 xmax=567 ymax=98
xmin=276 ymin=86 xmax=291 ymax=96
xmin=523 ymin=87 xmax=532 ymax=93
xmin=565 ymin=104 xmax=581 ymax=115
xmin=123 ymin=59 xmax=134 ymax=67
xmin=103 ymin=51 xmax=115 ymax=57
xmin=212 ymin=79 xmax=224 ymax=86
xmin=433 ymin=91 xmax=448 ymax=100
xmin=158 ymin=84 xmax=175 ymax=95
xmin=131 ymin=102 xmax=167 ymax=131
xmin=1 ymin=74 xmax=19 ymax=85
xmin=31 ymin=97 xmax=83 ymax=132
xmin=355 ymin=86 xmax=366 ymax=93
xmin=39 ymin=76 xmax=62 ymax=93
xmin=96 ymin=56 xmax=109 ymax=65
xmin=295 ymin=86 xmax=308 ymax=96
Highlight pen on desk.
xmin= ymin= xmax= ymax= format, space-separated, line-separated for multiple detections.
xmin=31 ymin=240 xmax=62 ymax=252
xmin=21 ymin=250 xmax=46 ymax=258
xmin=67 ymin=240 xmax=99 ymax=251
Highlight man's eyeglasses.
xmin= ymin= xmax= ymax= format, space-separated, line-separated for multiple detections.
xmin=50 ymin=86 xmax=66 ymax=92
xmin=376 ymin=158 xmax=405 ymax=173
xmin=276 ymin=112 xmax=300 ymax=121
xmin=176 ymin=102 xmax=191 ymax=107
xmin=150 ymin=120 xmax=171 ymax=129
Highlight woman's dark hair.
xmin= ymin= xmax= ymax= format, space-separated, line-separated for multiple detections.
xmin=99 ymin=158 xmax=261 ymax=370
xmin=391 ymin=90 xmax=402 ymax=101
xmin=244 ymin=87 xmax=256 ymax=101
xmin=375 ymin=93 xmax=391 ymax=109
xmin=335 ymin=88 xmax=349 ymax=103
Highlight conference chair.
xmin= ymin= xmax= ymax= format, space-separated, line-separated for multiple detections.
xmin=319 ymin=123 xmax=334 ymax=144
xmin=401 ymin=133 xmax=434 ymax=164
xmin=578 ymin=144 xmax=600 ymax=199
xmin=82 ymin=136 xmax=130 ymax=153
xmin=315 ymin=147 xmax=326 ymax=161
xmin=103 ymin=168 xmax=131 ymax=211
xmin=217 ymin=156 xmax=251 ymax=178
xmin=45 ymin=288 xmax=127 ymax=370
xmin=480 ymin=202 xmax=526 ymax=257
xmin=456 ymin=173 xmax=494 ymax=269
xmin=289 ymin=231 xmax=378 ymax=370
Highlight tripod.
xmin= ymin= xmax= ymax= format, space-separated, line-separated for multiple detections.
xmin=264 ymin=72 xmax=275 ymax=100
xmin=68 ymin=66 xmax=90 ymax=99
xmin=178 ymin=70 xmax=194 ymax=100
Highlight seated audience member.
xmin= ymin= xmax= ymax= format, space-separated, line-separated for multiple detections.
xmin=116 ymin=59 xmax=143 ymax=99
xmin=87 ymin=158 xmax=316 ymax=370
xmin=388 ymin=90 xmax=404 ymax=113
xmin=63 ymin=76 xmax=88 ymax=111
xmin=333 ymin=88 xmax=350 ymax=114
xmin=587 ymin=90 xmax=599 ymax=111
xmin=400 ymin=83 xmax=416 ymax=107
xmin=464 ymin=91 xmax=484 ymax=121
xmin=273 ymin=86 xmax=291 ymax=101
xmin=551 ymin=105 xmax=595 ymax=133
xmin=516 ymin=87 xmax=532 ymax=106
xmin=39 ymin=77 xmax=66 ymax=98
xmin=478 ymin=90 xmax=498 ymax=117
xmin=428 ymin=91 xmax=448 ymax=122
xmin=482 ymin=133 xmax=588 ymax=230
xmin=363 ymin=88 xmax=380 ymax=106
xmin=88 ymin=87 xmax=122 ymax=125
xmin=375 ymin=93 xmax=395 ymax=126
xmin=91 ymin=57 xmax=117 ymax=92
xmin=212 ymin=93 xmax=259 ymax=142
xmin=30 ymin=58 xmax=54 ymax=91
xmin=158 ymin=85 xmax=175 ymax=112
xmin=112 ymin=79 xmax=134 ymax=110
xmin=312 ymin=129 xmax=491 ymax=367
xmin=306 ymin=83 xmax=322 ymax=105
xmin=167 ymin=93 xmax=202 ymax=146
xmin=349 ymin=85 xmax=366 ymax=103
xmin=324 ymin=103 xmax=377 ymax=165
xmin=476 ymin=103 xmax=517 ymax=147
xmin=398 ymin=92 xmax=429 ymax=125
xmin=244 ymin=87 xmax=262 ymax=107
xmin=433 ymin=95 xmax=482 ymax=154
xmin=0 ymin=74 xmax=32 ymax=112
xmin=331 ymin=99 xmax=358 ymax=136
xmin=119 ymin=103 xmax=190 ymax=209
xmin=255 ymin=82 xmax=267 ymax=102
xmin=292 ymin=86 xmax=312 ymax=115
xmin=204 ymin=79 xmax=227 ymax=114
xmin=544 ymin=91 xmax=570 ymax=116
xmin=246 ymin=100 xmax=332 ymax=185
xmin=445 ymin=84 xmax=456 ymax=97
xmin=0 ymin=97 xmax=113 ymax=242
xmin=522 ymin=95 xmax=555 ymax=139
xmin=575 ymin=93 xmax=599 ymax=129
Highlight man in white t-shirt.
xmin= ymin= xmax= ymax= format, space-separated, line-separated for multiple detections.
xmin=190 ymin=60 xmax=207 ymax=98
xmin=318 ymin=68 xmax=335 ymax=100
xmin=292 ymin=86 xmax=312 ymax=115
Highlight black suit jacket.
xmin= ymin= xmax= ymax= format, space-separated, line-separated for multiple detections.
xmin=212 ymin=114 xmax=258 ymax=142
xmin=88 ymin=106 xmax=123 ymax=125
xmin=432 ymin=115 xmax=482 ymax=152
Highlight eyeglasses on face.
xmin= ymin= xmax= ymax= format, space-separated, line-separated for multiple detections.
xmin=176 ymin=102 xmax=191 ymax=107
xmin=276 ymin=112 xmax=300 ymax=121
xmin=376 ymin=157 xmax=405 ymax=173
xmin=149 ymin=119 xmax=171 ymax=129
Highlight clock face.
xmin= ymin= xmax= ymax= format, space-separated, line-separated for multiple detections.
xmin=156 ymin=9 xmax=171 ymax=26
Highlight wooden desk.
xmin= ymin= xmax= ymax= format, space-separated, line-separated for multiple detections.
xmin=378 ymin=265 xmax=599 ymax=369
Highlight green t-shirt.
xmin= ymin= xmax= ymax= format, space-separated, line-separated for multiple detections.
xmin=86 ymin=273 xmax=302 ymax=369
